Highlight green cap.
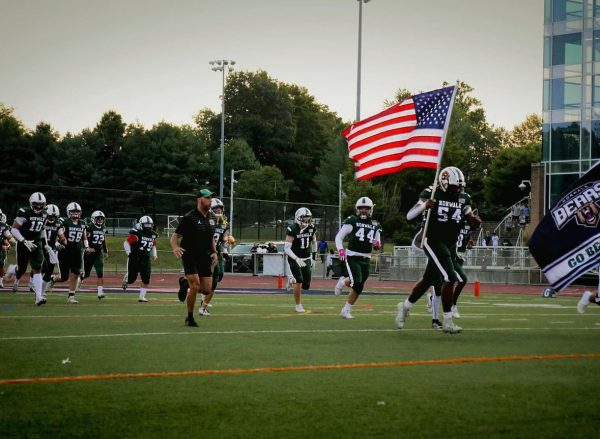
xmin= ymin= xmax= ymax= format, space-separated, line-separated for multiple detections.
xmin=197 ymin=188 xmax=215 ymax=198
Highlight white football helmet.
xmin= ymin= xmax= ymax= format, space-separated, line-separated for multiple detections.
xmin=29 ymin=192 xmax=47 ymax=214
xmin=91 ymin=210 xmax=105 ymax=226
xmin=139 ymin=215 xmax=153 ymax=230
xmin=45 ymin=204 xmax=60 ymax=222
xmin=355 ymin=196 xmax=374 ymax=219
xmin=66 ymin=202 xmax=82 ymax=220
xmin=438 ymin=166 xmax=465 ymax=192
xmin=211 ymin=198 xmax=225 ymax=218
xmin=295 ymin=207 xmax=312 ymax=227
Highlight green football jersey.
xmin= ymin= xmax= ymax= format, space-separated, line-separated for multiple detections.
xmin=456 ymin=221 xmax=472 ymax=253
xmin=343 ymin=215 xmax=382 ymax=255
xmin=213 ymin=219 xmax=229 ymax=254
xmin=129 ymin=228 xmax=158 ymax=258
xmin=419 ymin=187 xmax=472 ymax=246
xmin=87 ymin=222 xmax=106 ymax=251
xmin=59 ymin=217 xmax=86 ymax=249
xmin=14 ymin=206 xmax=46 ymax=242
xmin=286 ymin=222 xmax=316 ymax=259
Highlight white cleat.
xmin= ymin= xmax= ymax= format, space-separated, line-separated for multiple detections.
xmin=198 ymin=307 xmax=211 ymax=316
xmin=443 ymin=317 xmax=462 ymax=334
xmin=451 ymin=305 xmax=461 ymax=318
xmin=67 ymin=296 xmax=79 ymax=304
xmin=340 ymin=309 xmax=354 ymax=319
xmin=35 ymin=297 xmax=47 ymax=306
xmin=138 ymin=297 xmax=148 ymax=303
xmin=334 ymin=276 xmax=345 ymax=296
xmin=577 ymin=290 xmax=592 ymax=314
xmin=395 ymin=302 xmax=410 ymax=329
xmin=426 ymin=292 xmax=433 ymax=313
xmin=295 ymin=304 xmax=305 ymax=313
xmin=97 ymin=293 xmax=106 ymax=300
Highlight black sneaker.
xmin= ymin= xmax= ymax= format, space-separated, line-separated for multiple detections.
xmin=432 ymin=319 xmax=443 ymax=330
xmin=178 ymin=277 xmax=189 ymax=302
xmin=185 ymin=316 xmax=198 ymax=327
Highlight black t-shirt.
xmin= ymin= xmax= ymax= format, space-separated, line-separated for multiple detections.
xmin=175 ymin=208 xmax=217 ymax=257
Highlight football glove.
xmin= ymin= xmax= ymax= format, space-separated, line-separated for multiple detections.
xmin=338 ymin=249 xmax=346 ymax=261
xmin=296 ymin=258 xmax=307 ymax=268
xmin=55 ymin=242 xmax=66 ymax=251
xmin=44 ymin=244 xmax=53 ymax=253
xmin=23 ymin=240 xmax=37 ymax=251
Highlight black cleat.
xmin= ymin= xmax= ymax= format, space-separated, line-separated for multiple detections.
xmin=185 ymin=316 xmax=198 ymax=327
xmin=178 ymin=277 xmax=189 ymax=302
xmin=432 ymin=319 xmax=443 ymax=330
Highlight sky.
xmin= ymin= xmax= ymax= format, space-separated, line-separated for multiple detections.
xmin=0 ymin=0 xmax=543 ymax=135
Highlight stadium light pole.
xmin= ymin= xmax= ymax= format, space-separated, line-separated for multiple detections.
xmin=210 ymin=59 xmax=236 ymax=199
xmin=230 ymin=168 xmax=245 ymax=236
xmin=356 ymin=0 xmax=371 ymax=121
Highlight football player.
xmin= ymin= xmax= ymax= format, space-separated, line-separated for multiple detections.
xmin=0 ymin=208 xmax=15 ymax=288
xmin=78 ymin=210 xmax=108 ymax=299
xmin=577 ymin=266 xmax=600 ymax=314
xmin=396 ymin=167 xmax=481 ymax=334
xmin=123 ymin=216 xmax=158 ymax=302
xmin=197 ymin=198 xmax=229 ymax=315
xmin=10 ymin=192 xmax=49 ymax=305
xmin=40 ymin=204 xmax=61 ymax=299
xmin=47 ymin=202 xmax=88 ymax=304
xmin=284 ymin=207 xmax=317 ymax=313
xmin=334 ymin=197 xmax=382 ymax=319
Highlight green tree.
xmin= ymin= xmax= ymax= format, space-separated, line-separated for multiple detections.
xmin=94 ymin=110 xmax=126 ymax=160
xmin=484 ymin=142 xmax=541 ymax=207
xmin=235 ymin=166 xmax=292 ymax=201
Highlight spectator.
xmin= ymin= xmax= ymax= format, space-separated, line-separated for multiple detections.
xmin=326 ymin=249 xmax=334 ymax=278
xmin=483 ymin=230 xmax=492 ymax=246
xmin=512 ymin=203 xmax=520 ymax=222
xmin=491 ymin=232 xmax=499 ymax=247
xmin=318 ymin=239 xmax=328 ymax=263
xmin=505 ymin=215 xmax=513 ymax=234
xmin=523 ymin=204 xmax=531 ymax=223
xmin=267 ymin=242 xmax=278 ymax=253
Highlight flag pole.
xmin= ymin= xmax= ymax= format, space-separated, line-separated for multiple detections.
xmin=421 ymin=81 xmax=460 ymax=242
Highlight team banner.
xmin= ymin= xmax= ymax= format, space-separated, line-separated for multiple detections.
xmin=529 ymin=163 xmax=600 ymax=291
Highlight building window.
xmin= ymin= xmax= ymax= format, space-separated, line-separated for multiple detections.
xmin=551 ymin=121 xmax=581 ymax=160
xmin=591 ymin=120 xmax=600 ymax=158
xmin=551 ymin=0 xmax=584 ymax=22
xmin=551 ymin=77 xmax=582 ymax=109
xmin=552 ymin=33 xmax=582 ymax=65
xmin=549 ymin=173 xmax=580 ymax=206
xmin=543 ymin=123 xmax=551 ymax=161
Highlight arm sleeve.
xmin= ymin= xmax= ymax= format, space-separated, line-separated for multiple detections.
xmin=151 ymin=246 xmax=157 ymax=258
xmin=10 ymin=227 xmax=24 ymax=243
xmin=284 ymin=241 xmax=298 ymax=261
xmin=123 ymin=241 xmax=131 ymax=254
xmin=335 ymin=224 xmax=353 ymax=250
xmin=406 ymin=200 xmax=427 ymax=221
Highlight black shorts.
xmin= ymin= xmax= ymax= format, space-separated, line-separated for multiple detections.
xmin=182 ymin=253 xmax=213 ymax=277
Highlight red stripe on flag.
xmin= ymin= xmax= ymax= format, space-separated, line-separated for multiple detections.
xmin=345 ymin=113 xmax=417 ymax=144
xmin=356 ymin=162 xmax=438 ymax=181
xmin=342 ymin=101 xmax=414 ymax=138
xmin=356 ymin=148 xmax=440 ymax=168
xmin=351 ymin=137 xmax=441 ymax=162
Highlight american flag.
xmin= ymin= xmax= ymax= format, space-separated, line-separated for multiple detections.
xmin=343 ymin=86 xmax=456 ymax=181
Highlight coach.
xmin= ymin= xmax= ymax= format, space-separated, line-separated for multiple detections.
xmin=170 ymin=189 xmax=218 ymax=327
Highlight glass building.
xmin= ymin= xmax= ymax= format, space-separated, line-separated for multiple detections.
xmin=543 ymin=0 xmax=600 ymax=208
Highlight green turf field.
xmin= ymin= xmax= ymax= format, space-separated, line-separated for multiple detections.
xmin=1 ymin=290 xmax=599 ymax=438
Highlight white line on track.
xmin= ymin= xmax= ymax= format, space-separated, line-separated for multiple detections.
xmin=1 ymin=327 xmax=600 ymax=341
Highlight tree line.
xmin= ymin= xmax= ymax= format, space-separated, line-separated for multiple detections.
xmin=0 ymin=71 xmax=541 ymax=244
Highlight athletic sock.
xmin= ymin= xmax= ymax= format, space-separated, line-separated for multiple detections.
xmin=443 ymin=311 xmax=452 ymax=320
xmin=98 ymin=286 xmax=104 ymax=295
xmin=404 ymin=299 xmax=413 ymax=310
xmin=342 ymin=302 xmax=352 ymax=313
xmin=32 ymin=273 xmax=43 ymax=300
xmin=140 ymin=288 xmax=147 ymax=299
